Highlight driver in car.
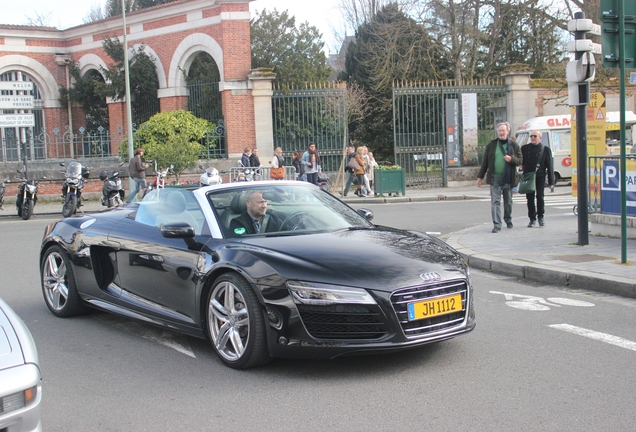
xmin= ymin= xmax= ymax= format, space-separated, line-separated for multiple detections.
xmin=230 ymin=190 xmax=282 ymax=236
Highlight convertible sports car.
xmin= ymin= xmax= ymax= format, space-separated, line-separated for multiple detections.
xmin=40 ymin=181 xmax=475 ymax=369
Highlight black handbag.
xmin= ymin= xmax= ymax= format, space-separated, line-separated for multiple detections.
xmin=517 ymin=171 xmax=536 ymax=194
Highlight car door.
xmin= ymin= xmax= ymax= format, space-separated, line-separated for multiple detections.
xmin=107 ymin=192 xmax=211 ymax=325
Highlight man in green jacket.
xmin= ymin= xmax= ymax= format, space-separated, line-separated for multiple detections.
xmin=477 ymin=122 xmax=523 ymax=233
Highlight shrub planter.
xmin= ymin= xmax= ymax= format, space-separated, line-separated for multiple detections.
xmin=374 ymin=168 xmax=406 ymax=196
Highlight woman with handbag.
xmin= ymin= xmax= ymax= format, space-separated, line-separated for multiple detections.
xmin=352 ymin=146 xmax=367 ymax=197
xmin=521 ymin=130 xmax=555 ymax=227
xmin=269 ymin=147 xmax=285 ymax=180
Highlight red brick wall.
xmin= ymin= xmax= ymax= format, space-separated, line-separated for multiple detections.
xmin=222 ymin=90 xmax=255 ymax=154
xmin=160 ymin=96 xmax=188 ymax=112
xmin=2 ymin=1 xmax=255 ymax=160
xmin=144 ymin=16 xmax=187 ymax=31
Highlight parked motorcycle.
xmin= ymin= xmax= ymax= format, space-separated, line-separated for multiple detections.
xmin=199 ymin=165 xmax=223 ymax=187
xmin=15 ymin=170 xmax=39 ymax=220
xmin=143 ymin=160 xmax=174 ymax=196
xmin=99 ymin=163 xmax=125 ymax=208
xmin=60 ymin=161 xmax=90 ymax=217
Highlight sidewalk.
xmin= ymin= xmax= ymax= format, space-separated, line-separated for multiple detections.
xmin=9 ymin=185 xmax=636 ymax=299
xmin=343 ymin=186 xmax=636 ymax=298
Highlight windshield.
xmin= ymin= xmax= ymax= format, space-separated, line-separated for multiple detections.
xmin=207 ymin=184 xmax=373 ymax=238
xmin=66 ymin=162 xmax=82 ymax=177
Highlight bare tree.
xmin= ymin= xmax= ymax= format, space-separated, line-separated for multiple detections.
xmin=84 ymin=2 xmax=108 ymax=24
xmin=26 ymin=11 xmax=53 ymax=27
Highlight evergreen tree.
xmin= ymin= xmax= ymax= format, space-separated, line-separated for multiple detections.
xmin=340 ymin=3 xmax=451 ymax=160
xmin=251 ymin=9 xmax=331 ymax=86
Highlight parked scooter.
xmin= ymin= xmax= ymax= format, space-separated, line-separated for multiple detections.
xmin=99 ymin=163 xmax=125 ymax=208
xmin=199 ymin=164 xmax=223 ymax=187
xmin=15 ymin=170 xmax=39 ymax=220
xmin=60 ymin=161 xmax=90 ymax=217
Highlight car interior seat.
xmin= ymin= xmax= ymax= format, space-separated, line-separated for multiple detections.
xmin=155 ymin=191 xmax=199 ymax=231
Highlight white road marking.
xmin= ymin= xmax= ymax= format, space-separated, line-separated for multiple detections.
xmin=549 ymin=324 xmax=636 ymax=352
xmin=96 ymin=315 xmax=196 ymax=358
xmin=547 ymin=298 xmax=594 ymax=307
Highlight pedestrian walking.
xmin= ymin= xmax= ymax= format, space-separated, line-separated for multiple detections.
xmin=126 ymin=147 xmax=149 ymax=203
xmin=353 ymin=146 xmax=367 ymax=197
xmin=342 ymin=146 xmax=355 ymax=196
xmin=477 ymin=122 xmax=523 ymax=233
xmin=521 ymin=130 xmax=555 ymax=227
xmin=269 ymin=147 xmax=285 ymax=180
xmin=302 ymin=142 xmax=322 ymax=185
xmin=292 ymin=151 xmax=305 ymax=180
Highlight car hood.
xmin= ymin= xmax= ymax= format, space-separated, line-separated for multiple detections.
xmin=0 ymin=298 xmax=38 ymax=370
xmin=222 ymin=226 xmax=468 ymax=292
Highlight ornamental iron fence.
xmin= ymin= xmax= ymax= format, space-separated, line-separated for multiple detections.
xmin=272 ymin=83 xmax=347 ymax=172
xmin=393 ymin=79 xmax=508 ymax=187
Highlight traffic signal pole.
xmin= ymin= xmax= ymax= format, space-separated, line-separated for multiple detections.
xmin=567 ymin=13 xmax=604 ymax=245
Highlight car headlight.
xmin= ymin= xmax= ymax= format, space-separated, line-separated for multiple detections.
xmin=286 ymin=281 xmax=377 ymax=305
xmin=1 ymin=384 xmax=39 ymax=413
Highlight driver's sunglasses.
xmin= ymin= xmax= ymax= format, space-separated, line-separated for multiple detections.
xmin=530 ymin=135 xmax=539 ymax=138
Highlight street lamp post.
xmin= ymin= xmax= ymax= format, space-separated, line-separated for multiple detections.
xmin=122 ymin=0 xmax=135 ymax=195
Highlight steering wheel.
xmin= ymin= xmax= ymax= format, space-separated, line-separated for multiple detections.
xmin=280 ymin=211 xmax=311 ymax=231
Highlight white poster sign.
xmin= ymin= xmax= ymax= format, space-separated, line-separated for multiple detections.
xmin=462 ymin=93 xmax=478 ymax=165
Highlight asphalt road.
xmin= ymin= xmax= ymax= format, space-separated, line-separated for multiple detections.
xmin=2 ymin=204 xmax=634 ymax=432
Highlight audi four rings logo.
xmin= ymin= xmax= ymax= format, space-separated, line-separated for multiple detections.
xmin=420 ymin=272 xmax=441 ymax=282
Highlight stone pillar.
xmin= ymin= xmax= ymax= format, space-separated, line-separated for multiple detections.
xmin=248 ymin=68 xmax=276 ymax=161
xmin=501 ymin=65 xmax=537 ymax=132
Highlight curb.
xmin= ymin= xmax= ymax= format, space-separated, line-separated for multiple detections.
xmin=446 ymin=230 xmax=636 ymax=299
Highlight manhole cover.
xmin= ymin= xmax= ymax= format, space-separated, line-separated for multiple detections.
xmin=551 ymin=254 xmax=613 ymax=263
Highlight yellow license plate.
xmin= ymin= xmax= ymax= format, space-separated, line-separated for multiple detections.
xmin=407 ymin=294 xmax=463 ymax=321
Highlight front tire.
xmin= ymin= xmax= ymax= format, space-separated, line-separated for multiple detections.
xmin=21 ymin=199 xmax=33 ymax=220
xmin=206 ymin=273 xmax=270 ymax=369
xmin=62 ymin=195 xmax=77 ymax=218
xmin=41 ymin=245 xmax=88 ymax=317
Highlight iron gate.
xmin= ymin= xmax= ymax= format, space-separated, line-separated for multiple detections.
xmin=272 ymin=83 xmax=347 ymax=172
xmin=188 ymin=80 xmax=226 ymax=158
xmin=393 ymin=80 xmax=508 ymax=187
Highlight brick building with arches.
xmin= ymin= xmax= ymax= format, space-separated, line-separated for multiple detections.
xmin=0 ymin=0 xmax=275 ymax=164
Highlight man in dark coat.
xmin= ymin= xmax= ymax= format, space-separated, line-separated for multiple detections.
xmin=229 ymin=190 xmax=282 ymax=236
xmin=521 ymin=130 xmax=555 ymax=227
xmin=126 ymin=147 xmax=149 ymax=203
xmin=477 ymin=122 xmax=523 ymax=233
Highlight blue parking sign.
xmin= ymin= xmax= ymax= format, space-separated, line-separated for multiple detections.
xmin=601 ymin=159 xmax=636 ymax=216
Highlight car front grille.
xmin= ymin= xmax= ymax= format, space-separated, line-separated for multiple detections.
xmin=391 ymin=279 xmax=468 ymax=339
xmin=296 ymin=304 xmax=389 ymax=340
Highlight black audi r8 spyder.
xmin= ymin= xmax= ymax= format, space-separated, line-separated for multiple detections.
xmin=40 ymin=181 xmax=475 ymax=369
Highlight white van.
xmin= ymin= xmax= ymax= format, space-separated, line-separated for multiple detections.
xmin=515 ymin=111 xmax=636 ymax=184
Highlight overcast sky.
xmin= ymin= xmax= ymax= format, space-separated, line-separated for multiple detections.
xmin=3 ymin=0 xmax=343 ymax=54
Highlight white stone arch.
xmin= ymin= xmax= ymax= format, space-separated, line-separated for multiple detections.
xmin=168 ymin=33 xmax=224 ymax=93
xmin=132 ymin=44 xmax=167 ymax=89
xmin=76 ymin=53 xmax=109 ymax=81
xmin=0 ymin=55 xmax=62 ymax=107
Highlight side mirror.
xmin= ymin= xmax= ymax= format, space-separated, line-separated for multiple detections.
xmin=356 ymin=208 xmax=374 ymax=222
xmin=161 ymin=223 xmax=195 ymax=239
